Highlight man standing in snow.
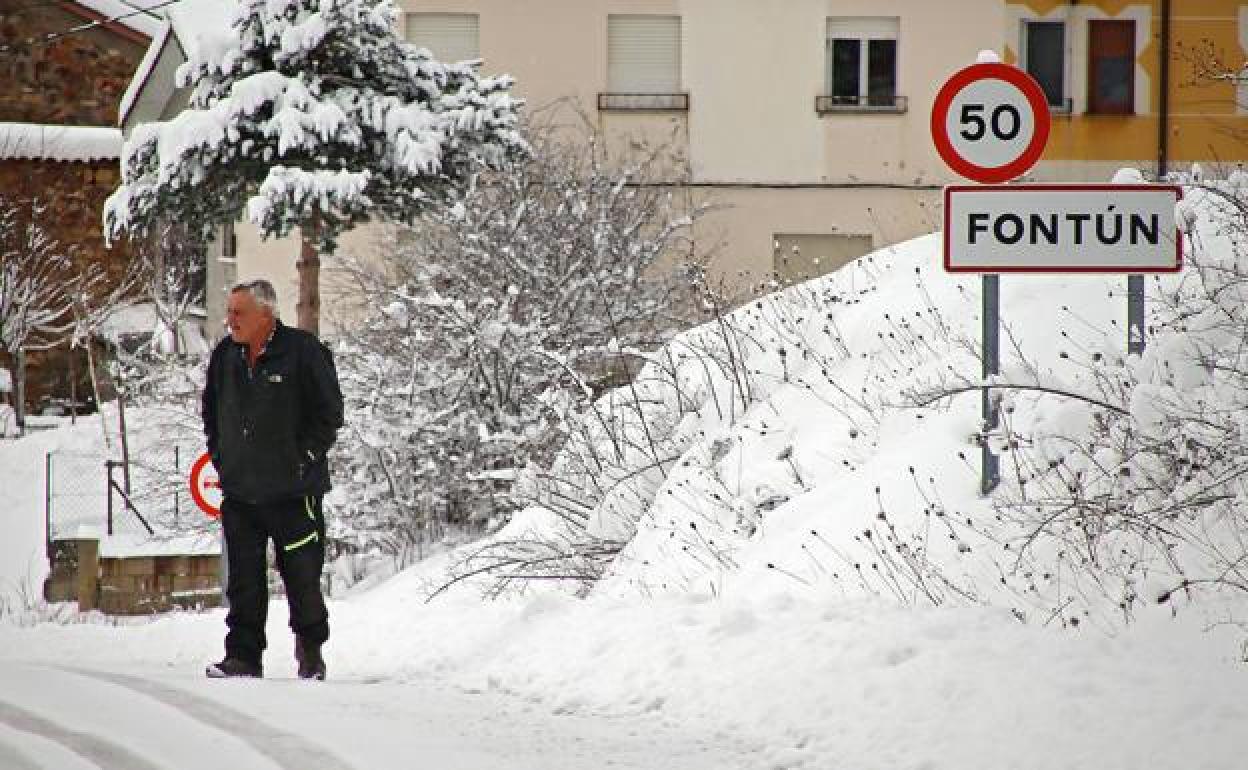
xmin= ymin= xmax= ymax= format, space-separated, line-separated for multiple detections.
xmin=201 ymin=279 xmax=343 ymax=681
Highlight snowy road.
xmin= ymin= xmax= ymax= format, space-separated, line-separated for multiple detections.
xmin=0 ymin=661 xmax=756 ymax=770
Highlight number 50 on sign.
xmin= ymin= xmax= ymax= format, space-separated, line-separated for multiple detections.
xmin=930 ymin=62 xmax=1051 ymax=184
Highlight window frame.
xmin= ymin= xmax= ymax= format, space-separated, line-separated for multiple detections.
xmin=600 ymin=14 xmax=686 ymax=111
xmin=821 ymin=17 xmax=904 ymax=114
xmin=1021 ymin=19 xmax=1070 ymax=113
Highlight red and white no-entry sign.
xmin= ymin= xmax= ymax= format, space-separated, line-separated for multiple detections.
xmin=930 ymin=62 xmax=1051 ymax=184
xmin=189 ymin=451 xmax=222 ymax=519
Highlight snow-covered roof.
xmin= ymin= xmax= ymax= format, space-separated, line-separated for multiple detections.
xmin=118 ymin=20 xmax=171 ymax=127
xmin=167 ymin=0 xmax=238 ymax=63
xmin=118 ymin=1 xmax=237 ymax=128
xmin=73 ymin=0 xmax=165 ymax=39
xmin=0 ymin=122 xmax=122 ymax=162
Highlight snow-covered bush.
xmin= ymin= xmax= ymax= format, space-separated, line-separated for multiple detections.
xmin=442 ymin=168 xmax=1248 ymax=624
xmin=509 ymin=256 xmax=908 ymax=597
xmin=80 ymin=228 xmax=214 ymax=538
xmin=329 ymin=126 xmax=709 ymax=560
xmin=974 ymin=181 xmax=1248 ymax=621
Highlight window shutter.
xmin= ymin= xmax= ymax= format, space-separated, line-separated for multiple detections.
xmin=608 ymin=15 xmax=681 ymax=93
xmin=406 ymin=13 xmax=480 ymax=64
xmin=1088 ymin=20 xmax=1134 ymax=114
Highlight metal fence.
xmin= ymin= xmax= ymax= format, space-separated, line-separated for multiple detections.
xmin=117 ymin=443 xmax=201 ymax=532
xmin=46 ymin=444 xmax=206 ymax=552
xmin=46 ymin=450 xmax=108 ymax=546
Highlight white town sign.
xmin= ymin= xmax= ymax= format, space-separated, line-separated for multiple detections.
xmin=943 ymin=184 xmax=1184 ymax=273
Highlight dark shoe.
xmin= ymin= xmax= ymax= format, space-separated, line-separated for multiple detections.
xmin=295 ymin=636 xmax=326 ymax=681
xmin=205 ymin=657 xmax=263 ymax=679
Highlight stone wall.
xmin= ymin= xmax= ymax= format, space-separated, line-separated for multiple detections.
xmin=44 ymin=539 xmax=223 ymax=615
xmin=0 ymin=3 xmax=149 ymax=126
xmin=0 ymin=1 xmax=149 ymax=412
xmin=98 ymin=553 xmax=222 ymax=615
xmin=0 ymin=158 xmax=135 ymax=410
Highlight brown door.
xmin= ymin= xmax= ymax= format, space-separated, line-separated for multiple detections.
xmin=1088 ymin=20 xmax=1135 ymax=114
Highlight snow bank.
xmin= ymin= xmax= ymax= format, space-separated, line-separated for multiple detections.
xmin=538 ymin=171 xmax=1240 ymax=635
xmin=574 ymin=229 xmax=1116 ymax=610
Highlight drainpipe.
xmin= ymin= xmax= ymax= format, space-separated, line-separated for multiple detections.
xmin=1157 ymin=0 xmax=1171 ymax=178
xmin=1130 ymin=0 xmax=1172 ymax=357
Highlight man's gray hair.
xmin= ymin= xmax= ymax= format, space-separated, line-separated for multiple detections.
xmin=231 ymin=279 xmax=279 ymax=317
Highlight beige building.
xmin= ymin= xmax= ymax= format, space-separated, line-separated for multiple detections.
xmin=397 ymin=0 xmax=1004 ymax=294
xmin=123 ymin=1 xmax=1010 ymax=337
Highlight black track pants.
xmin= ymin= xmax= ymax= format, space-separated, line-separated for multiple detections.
xmin=221 ymin=495 xmax=329 ymax=666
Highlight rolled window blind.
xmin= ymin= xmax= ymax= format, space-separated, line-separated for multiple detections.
xmin=608 ymin=15 xmax=681 ymax=93
xmin=826 ymin=17 xmax=898 ymax=41
xmin=406 ymin=13 xmax=480 ymax=63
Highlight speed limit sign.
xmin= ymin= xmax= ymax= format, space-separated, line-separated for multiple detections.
xmin=930 ymin=62 xmax=1051 ymax=184
xmin=189 ymin=451 xmax=223 ymax=519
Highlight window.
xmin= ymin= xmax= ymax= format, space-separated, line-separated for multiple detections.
xmin=773 ymin=233 xmax=873 ymax=283
xmin=602 ymin=15 xmax=685 ymax=110
xmin=1023 ymin=21 xmax=1066 ymax=109
xmin=405 ymin=13 xmax=479 ymax=63
xmin=1088 ymin=20 xmax=1134 ymax=114
xmin=823 ymin=18 xmax=900 ymax=111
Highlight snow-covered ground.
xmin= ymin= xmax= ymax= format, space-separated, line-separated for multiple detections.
xmin=4 ymin=182 xmax=1248 ymax=768
xmin=1 ymin=541 xmax=1246 ymax=768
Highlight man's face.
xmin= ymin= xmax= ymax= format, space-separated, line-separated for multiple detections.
xmin=226 ymin=290 xmax=271 ymax=346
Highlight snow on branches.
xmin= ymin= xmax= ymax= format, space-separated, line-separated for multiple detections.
xmin=329 ymin=125 xmax=709 ymax=560
xmin=103 ymin=0 xmax=526 ymax=256
xmin=0 ymin=195 xmax=113 ymax=428
xmin=0 ymin=198 xmax=84 ymax=356
xmin=908 ymin=175 xmax=1248 ymax=624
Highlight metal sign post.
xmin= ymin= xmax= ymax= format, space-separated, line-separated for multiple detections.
xmin=932 ymin=56 xmax=1185 ymax=495
xmin=1127 ymin=274 xmax=1146 ymax=354
xmin=944 ymin=183 xmax=1183 ymax=494
xmin=981 ymin=275 xmax=1000 ymax=495
xmin=931 ymin=58 xmax=1051 ymax=496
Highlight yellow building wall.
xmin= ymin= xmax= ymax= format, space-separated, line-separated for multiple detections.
xmin=1005 ymin=0 xmax=1246 ymax=177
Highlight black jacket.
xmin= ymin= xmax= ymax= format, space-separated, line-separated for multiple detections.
xmin=202 ymin=321 xmax=344 ymax=505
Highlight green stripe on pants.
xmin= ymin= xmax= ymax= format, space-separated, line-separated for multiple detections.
xmin=284 ymin=531 xmax=319 ymax=552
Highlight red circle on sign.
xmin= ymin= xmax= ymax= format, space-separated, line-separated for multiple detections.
xmin=189 ymin=451 xmax=221 ymax=519
xmin=930 ymin=62 xmax=1051 ymax=184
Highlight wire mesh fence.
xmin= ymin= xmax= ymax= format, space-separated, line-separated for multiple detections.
xmin=121 ymin=443 xmax=213 ymax=534
xmin=45 ymin=450 xmax=112 ymax=545
xmin=46 ymin=443 xmax=212 ymax=549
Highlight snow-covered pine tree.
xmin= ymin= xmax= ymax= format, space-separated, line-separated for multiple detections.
xmin=104 ymin=0 xmax=525 ymax=334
